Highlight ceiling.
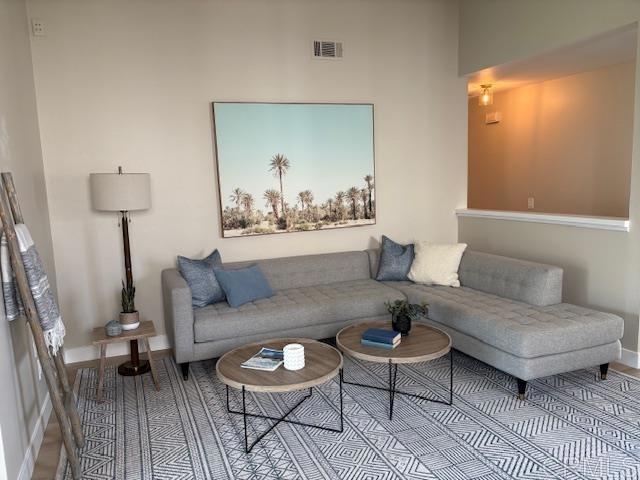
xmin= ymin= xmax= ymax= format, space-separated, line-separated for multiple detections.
xmin=467 ymin=22 xmax=638 ymax=97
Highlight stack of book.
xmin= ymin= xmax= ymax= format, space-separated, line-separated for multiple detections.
xmin=361 ymin=328 xmax=401 ymax=349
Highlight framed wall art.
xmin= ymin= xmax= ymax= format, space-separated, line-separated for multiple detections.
xmin=212 ymin=102 xmax=375 ymax=237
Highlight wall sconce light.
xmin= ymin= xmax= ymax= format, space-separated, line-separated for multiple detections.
xmin=479 ymin=84 xmax=493 ymax=106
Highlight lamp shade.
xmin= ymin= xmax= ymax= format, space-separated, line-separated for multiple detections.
xmin=90 ymin=173 xmax=151 ymax=212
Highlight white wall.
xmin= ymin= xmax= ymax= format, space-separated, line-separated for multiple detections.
xmin=27 ymin=0 xmax=468 ymax=352
xmin=458 ymin=0 xmax=640 ymax=353
xmin=0 ymin=0 xmax=58 ymax=477
xmin=0 ymin=430 xmax=6 ymax=480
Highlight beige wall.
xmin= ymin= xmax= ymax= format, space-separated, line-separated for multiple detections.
xmin=27 ymin=0 xmax=468 ymax=351
xmin=459 ymin=0 xmax=640 ymax=76
xmin=0 ymin=0 xmax=58 ymax=477
xmin=459 ymin=0 xmax=640 ymax=352
xmin=468 ymin=62 xmax=635 ymax=217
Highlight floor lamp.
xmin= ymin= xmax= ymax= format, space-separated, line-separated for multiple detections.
xmin=90 ymin=167 xmax=151 ymax=376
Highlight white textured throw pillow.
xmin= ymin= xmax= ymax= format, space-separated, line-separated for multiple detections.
xmin=408 ymin=242 xmax=468 ymax=287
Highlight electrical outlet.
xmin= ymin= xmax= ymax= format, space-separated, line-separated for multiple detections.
xmin=31 ymin=18 xmax=45 ymax=36
xmin=527 ymin=197 xmax=535 ymax=209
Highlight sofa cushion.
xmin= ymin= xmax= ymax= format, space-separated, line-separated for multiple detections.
xmin=459 ymin=251 xmax=563 ymax=306
xmin=223 ymin=251 xmax=371 ymax=291
xmin=388 ymin=282 xmax=623 ymax=359
xmin=194 ymin=279 xmax=405 ymax=343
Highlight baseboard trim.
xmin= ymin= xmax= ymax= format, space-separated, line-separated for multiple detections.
xmin=63 ymin=334 xmax=171 ymax=364
xmin=17 ymin=393 xmax=52 ymax=480
xmin=620 ymin=348 xmax=640 ymax=369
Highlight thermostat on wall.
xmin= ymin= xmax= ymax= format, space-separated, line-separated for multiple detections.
xmin=485 ymin=111 xmax=501 ymax=124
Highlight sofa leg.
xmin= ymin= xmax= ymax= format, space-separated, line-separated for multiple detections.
xmin=181 ymin=362 xmax=190 ymax=381
xmin=517 ymin=379 xmax=527 ymax=400
xmin=600 ymin=363 xmax=609 ymax=380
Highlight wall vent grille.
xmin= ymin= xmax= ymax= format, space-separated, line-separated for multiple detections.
xmin=313 ymin=40 xmax=343 ymax=59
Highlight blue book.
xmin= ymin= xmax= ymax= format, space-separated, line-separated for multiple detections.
xmin=361 ymin=328 xmax=400 ymax=344
xmin=361 ymin=339 xmax=398 ymax=350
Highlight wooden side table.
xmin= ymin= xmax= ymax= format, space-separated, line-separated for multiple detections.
xmin=91 ymin=320 xmax=160 ymax=401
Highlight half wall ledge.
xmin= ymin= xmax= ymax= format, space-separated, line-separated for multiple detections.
xmin=455 ymin=208 xmax=630 ymax=232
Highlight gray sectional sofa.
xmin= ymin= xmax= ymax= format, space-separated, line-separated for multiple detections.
xmin=162 ymin=249 xmax=623 ymax=398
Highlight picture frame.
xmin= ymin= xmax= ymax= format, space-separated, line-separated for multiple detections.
xmin=212 ymin=102 xmax=376 ymax=238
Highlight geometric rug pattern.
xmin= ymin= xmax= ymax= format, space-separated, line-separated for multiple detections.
xmin=58 ymin=352 xmax=640 ymax=479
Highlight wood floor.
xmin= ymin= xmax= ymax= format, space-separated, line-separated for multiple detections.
xmin=31 ymin=357 xmax=638 ymax=479
xmin=31 ymin=349 xmax=172 ymax=480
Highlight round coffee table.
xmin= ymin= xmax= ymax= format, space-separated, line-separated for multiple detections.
xmin=216 ymin=338 xmax=344 ymax=453
xmin=337 ymin=321 xmax=452 ymax=420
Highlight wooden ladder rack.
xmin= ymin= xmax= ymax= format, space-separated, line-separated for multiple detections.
xmin=0 ymin=172 xmax=84 ymax=479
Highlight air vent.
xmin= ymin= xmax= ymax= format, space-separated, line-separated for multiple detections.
xmin=313 ymin=40 xmax=343 ymax=59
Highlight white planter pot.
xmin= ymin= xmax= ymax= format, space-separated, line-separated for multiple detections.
xmin=283 ymin=343 xmax=305 ymax=371
xmin=119 ymin=311 xmax=140 ymax=331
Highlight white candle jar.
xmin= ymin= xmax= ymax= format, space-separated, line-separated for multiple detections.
xmin=283 ymin=343 xmax=305 ymax=371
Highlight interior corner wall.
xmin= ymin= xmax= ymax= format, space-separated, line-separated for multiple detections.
xmin=458 ymin=0 xmax=640 ymax=76
xmin=468 ymin=61 xmax=635 ymax=217
xmin=26 ymin=0 xmax=468 ymax=352
xmin=458 ymin=0 xmax=640 ymax=353
xmin=0 ymin=0 xmax=58 ymax=477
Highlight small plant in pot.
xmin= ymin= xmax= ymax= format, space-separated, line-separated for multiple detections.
xmin=385 ymin=299 xmax=428 ymax=336
xmin=120 ymin=281 xmax=140 ymax=331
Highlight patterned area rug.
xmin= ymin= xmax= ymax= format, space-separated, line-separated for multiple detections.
xmin=57 ymin=352 xmax=640 ymax=479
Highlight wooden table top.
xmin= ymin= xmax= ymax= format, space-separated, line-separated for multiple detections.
xmin=216 ymin=338 xmax=343 ymax=393
xmin=92 ymin=320 xmax=156 ymax=345
xmin=337 ymin=321 xmax=451 ymax=364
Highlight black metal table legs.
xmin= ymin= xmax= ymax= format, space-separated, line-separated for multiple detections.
xmin=344 ymin=349 xmax=454 ymax=420
xmin=226 ymin=369 xmax=344 ymax=453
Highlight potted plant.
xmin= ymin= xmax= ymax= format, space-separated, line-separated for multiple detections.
xmin=385 ymin=299 xmax=428 ymax=336
xmin=119 ymin=281 xmax=140 ymax=330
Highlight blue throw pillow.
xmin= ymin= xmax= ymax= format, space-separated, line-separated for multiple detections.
xmin=213 ymin=265 xmax=275 ymax=308
xmin=177 ymin=249 xmax=224 ymax=308
xmin=375 ymin=235 xmax=415 ymax=281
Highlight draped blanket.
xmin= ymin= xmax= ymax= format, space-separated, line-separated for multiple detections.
xmin=1 ymin=224 xmax=65 ymax=354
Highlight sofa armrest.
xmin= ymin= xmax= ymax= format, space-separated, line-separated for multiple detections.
xmin=365 ymin=249 xmax=379 ymax=278
xmin=459 ymin=251 xmax=563 ymax=306
xmin=161 ymin=268 xmax=195 ymax=363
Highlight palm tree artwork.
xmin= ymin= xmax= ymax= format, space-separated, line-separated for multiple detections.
xmin=364 ymin=175 xmax=374 ymax=218
xmin=263 ymin=189 xmax=280 ymax=218
xmin=214 ymin=102 xmax=375 ymax=237
xmin=229 ymin=188 xmax=245 ymax=209
xmin=269 ymin=154 xmax=290 ymax=218
xmin=335 ymin=191 xmax=345 ymax=220
xmin=347 ymin=187 xmax=359 ymax=220
xmin=242 ymin=193 xmax=254 ymax=213
xmin=360 ymin=189 xmax=368 ymax=219
xmin=297 ymin=192 xmax=306 ymax=211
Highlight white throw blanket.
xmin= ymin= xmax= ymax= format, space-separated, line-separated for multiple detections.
xmin=1 ymin=224 xmax=65 ymax=354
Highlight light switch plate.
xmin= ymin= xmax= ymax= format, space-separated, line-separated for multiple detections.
xmin=527 ymin=197 xmax=535 ymax=209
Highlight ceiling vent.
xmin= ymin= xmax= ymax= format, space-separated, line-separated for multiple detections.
xmin=313 ymin=40 xmax=343 ymax=59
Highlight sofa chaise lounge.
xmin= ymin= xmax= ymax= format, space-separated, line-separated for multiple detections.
xmin=162 ymin=249 xmax=623 ymax=398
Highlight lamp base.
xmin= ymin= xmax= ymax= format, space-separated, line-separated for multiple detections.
xmin=118 ymin=360 xmax=151 ymax=376
xmin=117 ymin=339 xmax=150 ymax=377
